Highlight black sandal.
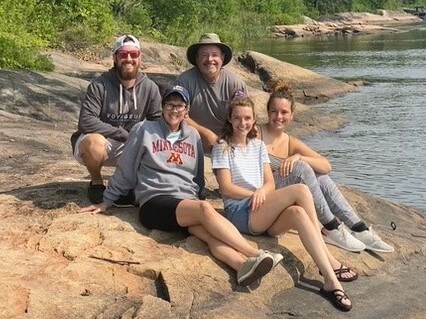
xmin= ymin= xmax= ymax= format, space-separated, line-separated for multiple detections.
xmin=333 ymin=264 xmax=358 ymax=282
xmin=320 ymin=288 xmax=352 ymax=312
xmin=319 ymin=264 xmax=358 ymax=282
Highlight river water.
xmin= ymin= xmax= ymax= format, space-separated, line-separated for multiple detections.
xmin=249 ymin=24 xmax=426 ymax=213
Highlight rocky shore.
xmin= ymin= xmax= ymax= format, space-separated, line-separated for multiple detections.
xmin=0 ymin=28 xmax=425 ymax=319
xmin=271 ymin=10 xmax=423 ymax=38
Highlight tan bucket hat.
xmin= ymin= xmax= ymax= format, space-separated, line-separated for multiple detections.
xmin=186 ymin=33 xmax=233 ymax=66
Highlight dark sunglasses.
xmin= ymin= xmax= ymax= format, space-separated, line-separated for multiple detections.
xmin=116 ymin=50 xmax=140 ymax=59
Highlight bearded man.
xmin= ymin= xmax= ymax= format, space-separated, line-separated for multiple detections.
xmin=71 ymin=35 xmax=162 ymax=204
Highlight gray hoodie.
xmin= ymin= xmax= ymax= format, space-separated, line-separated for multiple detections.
xmin=103 ymin=117 xmax=205 ymax=206
xmin=71 ymin=68 xmax=162 ymax=150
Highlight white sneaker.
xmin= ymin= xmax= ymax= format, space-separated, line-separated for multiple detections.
xmin=272 ymin=253 xmax=284 ymax=268
xmin=237 ymin=251 xmax=273 ymax=286
xmin=262 ymin=250 xmax=284 ymax=268
xmin=351 ymin=226 xmax=394 ymax=253
xmin=322 ymin=224 xmax=366 ymax=252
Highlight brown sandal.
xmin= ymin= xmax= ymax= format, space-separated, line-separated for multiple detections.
xmin=319 ymin=264 xmax=358 ymax=282
xmin=333 ymin=264 xmax=358 ymax=282
xmin=320 ymin=288 xmax=352 ymax=312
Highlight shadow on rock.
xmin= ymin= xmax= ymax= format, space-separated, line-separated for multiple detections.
xmin=3 ymin=180 xmax=88 ymax=209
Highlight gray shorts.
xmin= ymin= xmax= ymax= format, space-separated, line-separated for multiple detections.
xmin=73 ymin=133 xmax=126 ymax=167
xmin=224 ymin=198 xmax=263 ymax=236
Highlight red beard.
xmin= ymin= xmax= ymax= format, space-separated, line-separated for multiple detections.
xmin=115 ymin=61 xmax=139 ymax=80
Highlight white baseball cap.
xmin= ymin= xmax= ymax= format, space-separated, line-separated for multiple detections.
xmin=113 ymin=35 xmax=140 ymax=53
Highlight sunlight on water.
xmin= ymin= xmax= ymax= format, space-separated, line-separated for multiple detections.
xmin=306 ymin=82 xmax=426 ymax=213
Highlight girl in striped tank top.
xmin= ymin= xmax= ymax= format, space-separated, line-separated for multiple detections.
xmin=258 ymin=79 xmax=394 ymax=254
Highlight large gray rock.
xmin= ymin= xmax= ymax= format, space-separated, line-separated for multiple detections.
xmin=238 ymin=50 xmax=356 ymax=104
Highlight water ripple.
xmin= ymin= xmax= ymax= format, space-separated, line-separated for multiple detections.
xmin=251 ymin=26 xmax=426 ymax=213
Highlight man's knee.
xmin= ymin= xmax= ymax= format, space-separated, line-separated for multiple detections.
xmin=79 ymin=134 xmax=108 ymax=162
xmin=80 ymin=134 xmax=107 ymax=153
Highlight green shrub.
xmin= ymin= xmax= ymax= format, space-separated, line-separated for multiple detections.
xmin=124 ymin=4 xmax=152 ymax=30
xmin=0 ymin=35 xmax=54 ymax=71
xmin=0 ymin=0 xmax=415 ymax=71
xmin=55 ymin=18 xmax=115 ymax=52
xmin=150 ymin=0 xmax=202 ymax=45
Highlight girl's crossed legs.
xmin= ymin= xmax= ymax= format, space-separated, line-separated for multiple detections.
xmin=249 ymin=184 xmax=353 ymax=310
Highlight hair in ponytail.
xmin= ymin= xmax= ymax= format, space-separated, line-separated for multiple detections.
xmin=266 ymin=79 xmax=295 ymax=112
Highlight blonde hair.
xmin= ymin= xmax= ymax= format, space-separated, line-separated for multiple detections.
xmin=266 ymin=79 xmax=295 ymax=112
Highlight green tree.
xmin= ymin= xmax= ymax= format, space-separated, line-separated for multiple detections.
xmin=0 ymin=0 xmax=416 ymax=70
xmin=149 ymin=0 xmax=201 ymax=44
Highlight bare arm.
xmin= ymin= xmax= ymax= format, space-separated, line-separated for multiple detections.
xmin=215 ymin=163 xmax=275 ymax=212
xmin=262 ymin=163 xmax=276 ymax=193
xmin=289 ymin=136 xmax=331 ymax=174
xmin=215 ymin=168 xmax=253 ymax=200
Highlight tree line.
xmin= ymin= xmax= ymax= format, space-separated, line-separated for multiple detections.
xmin=1 ymin=0 xmax=424 ymax=70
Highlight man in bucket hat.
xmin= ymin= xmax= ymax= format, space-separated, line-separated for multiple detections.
xmin=71 ymin=34 xmax=162 ymax=205
xmin=175 ymin=33 xmax=247 ymax=152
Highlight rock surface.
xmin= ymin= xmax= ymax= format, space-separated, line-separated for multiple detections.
xmin=0 ymin=39 xmax=425 ymax=319
xmin=272 ymin=10 xmax=423 ymax=38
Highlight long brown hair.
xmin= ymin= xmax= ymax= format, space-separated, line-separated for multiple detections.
xmin=266 ymin=79 xmax=296 ymax=112
xmin=218 ymin=91 xmax=258 ymax=147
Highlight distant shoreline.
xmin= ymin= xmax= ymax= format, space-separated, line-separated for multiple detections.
xmin=270 ymin=10 xmax=423 ymax=39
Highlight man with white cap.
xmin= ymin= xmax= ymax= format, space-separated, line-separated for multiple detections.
xmin=71 ymin=34 xmax=162 ymax=204
xmin=175 ymin=33 xmax=247 ymax=152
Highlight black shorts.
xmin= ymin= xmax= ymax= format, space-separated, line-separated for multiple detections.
xmin=139 ymin=195 xmax=187 ymax=231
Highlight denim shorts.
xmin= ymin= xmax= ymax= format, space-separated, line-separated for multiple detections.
xmin=225 ymin=198 xmax=263 ymax=236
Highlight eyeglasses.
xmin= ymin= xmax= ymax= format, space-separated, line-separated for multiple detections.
xmin=164 ymin=102 xmax=186 ymax=111
xmin=116 ymin=50 xmax=140 ymax=59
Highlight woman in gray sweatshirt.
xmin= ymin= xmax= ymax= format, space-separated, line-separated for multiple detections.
xmin=81 ymin=85 xmax=281 ymax=287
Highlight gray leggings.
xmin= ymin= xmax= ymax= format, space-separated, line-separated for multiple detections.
xmin=274 ymin=161 xmax=362 ymax=227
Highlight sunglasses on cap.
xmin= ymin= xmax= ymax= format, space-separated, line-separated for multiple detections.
xmin=233 ymin=90 xmax=248 ymax=99
xmin=116 ymin=50 xmax=141 ymax=59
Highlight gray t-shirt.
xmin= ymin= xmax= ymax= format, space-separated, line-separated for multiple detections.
xmin=175 ymin=67 xmax=247 ymax=135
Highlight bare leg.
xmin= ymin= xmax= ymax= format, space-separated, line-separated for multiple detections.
xmin=249 ymin=184 xmax=315 ymax=232
xmin=265 ymin=206 xmax=351 ymax=308
xmin=249 ymin=184 xmax=339 ymax=284
xmin=188 ymin=224 xmax=245 ymax=271
xmin=251 ymin=184 xmax=356 ymax=280
xmin=176 ymin=199 xmax=259 ymax=258
xmin=248 ymin=184 xmax=351 ymax=307
xmin=79 ymin=133 xmax=108 ymax=184
xmin=298 ymin=193 xmax=358 ymax=280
